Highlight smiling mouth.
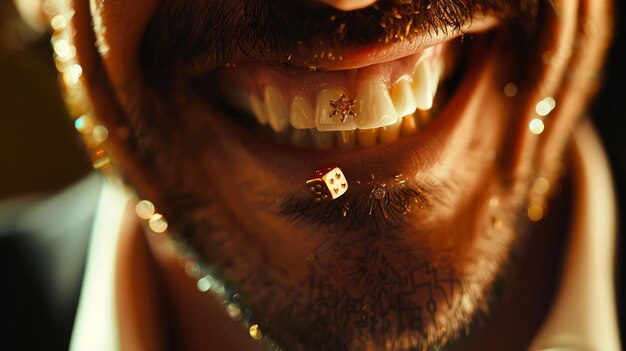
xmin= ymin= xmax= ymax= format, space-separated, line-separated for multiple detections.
xmin=180 ymin=8 xmax=503 ymax=156
xmin=186 ymin=27 xmax=494 ymax=196
xmin=213 ymin=43 xmax=455 ymax=150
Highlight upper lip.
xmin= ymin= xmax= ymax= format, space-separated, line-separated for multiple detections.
xmin=279 ymin=36 xmax=446 ymax=71
xmin=200 ymin=16 xmax=499 ymax=73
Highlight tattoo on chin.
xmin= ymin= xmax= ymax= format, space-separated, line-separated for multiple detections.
xmin=299 ymin=241 xmax=464 ymax=350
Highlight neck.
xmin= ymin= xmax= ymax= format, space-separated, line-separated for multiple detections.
xmin=116 ymin=207 xmax=262 ymax=351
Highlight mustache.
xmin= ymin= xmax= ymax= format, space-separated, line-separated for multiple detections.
xmin=140 ymin=0 xmax=538 ymax=82
xmin=278 ymin=179 xmax=432 ymax=233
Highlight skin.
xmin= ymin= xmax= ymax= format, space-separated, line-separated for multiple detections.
xmin=38 ymin=0 xmax=613 ymax=349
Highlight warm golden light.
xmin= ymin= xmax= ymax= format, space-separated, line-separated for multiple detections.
xmin=149 ymin=213 xmax=168 ymax=233
xmin=503 ymin=83 xmax=518 ymax=97
xmin=528 ymin=204 xmax=544 ymax=222
xmin=249 ymin=324 xmax=263 ymax=340
xmin=135 ymin=200 xmax=155 ymax=220
xmin=529 ymin=118 xmax=545 ymax=135
xmin=535 ymin=97 xmax=556 ymax=116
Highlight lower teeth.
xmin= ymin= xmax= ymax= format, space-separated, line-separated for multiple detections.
xmin=263 ymin=112 xmax=432 ymax=150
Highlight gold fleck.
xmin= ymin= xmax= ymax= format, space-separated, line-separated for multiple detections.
xmin=533 ymin=177 xmax=550 ymax=194
xmin=92 ymin=125 xmax=109 ymax=143
xmin=535 ymin=97 xmax=556 ymax=116
xmin=149 ymin=213 xmax=168 ymax=233
xmin=492 ymin=217 xmax=503 ymax=230
xmin=542 ymin=51 xmax=553 ymax=65
xmin=489 ymin=196 xmax=500 ymax=209
xmin=226 ymin=304 xmax=243 ymax=321
xmin=249 ymin=324 xmax=263 ymax=340
xmin=529 ymin=118 xmax=545 ymax=135
xmin=92 ymin=150 xmax=110 ymax=169
xmin=62 ymin=63 xmax=83 ymax=86
xmin=74 ymin=114 xmax=94 ymax=134
xmin=503 ymin=83 xmax=518 ymax=97
xmin=528 ymin=204 xmax=544 ymax=222
xmin=50 ymin=15 xmax=67 ymax=30
xmin=135 ymin=200 xmax=155 ymax=220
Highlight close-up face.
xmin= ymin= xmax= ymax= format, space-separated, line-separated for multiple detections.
xmin=42 ymin=0 xmax=613 ymax=349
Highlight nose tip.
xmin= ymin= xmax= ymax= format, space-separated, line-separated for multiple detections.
xmin=316 ymin=0 xmax=378 ymax=11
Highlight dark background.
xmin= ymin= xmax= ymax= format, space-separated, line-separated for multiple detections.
xmin=0 ymin=0 xmax=92 ymax=199
xmin=0 ymin=0 xmax=624 ymax=348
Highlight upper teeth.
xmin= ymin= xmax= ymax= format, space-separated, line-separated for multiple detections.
xmin=264 ymin=86 xmax=290 ymax=132
xmin=357 ymin=80 xmax=398 ymax=129
xmin=290 ymin=95 xmax=315 ymax=129
xmin=223 ymin=56 xmax=443 ymax=133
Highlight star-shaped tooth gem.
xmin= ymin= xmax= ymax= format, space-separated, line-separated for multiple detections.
xmin=329 ymin=94 xmax=357 ymax=123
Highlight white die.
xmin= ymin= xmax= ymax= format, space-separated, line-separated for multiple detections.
xmin=322 ymin=167 xmax=348 ymax=199
xmin=306 ymin=167 xmax=348 ymax=201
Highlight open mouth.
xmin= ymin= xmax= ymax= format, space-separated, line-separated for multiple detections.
xmin=212 ymin=43 xmax=457 ymax=150
xmin=186 ymin=26 xmax=495 ymax=195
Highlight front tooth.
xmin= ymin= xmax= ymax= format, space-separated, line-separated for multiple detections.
xmin=413 ymin=58 xmax=435 ymax=110
xmin=316 ymin=88 xmax=357 ymax=131
xmin=390 ymin=76 xmax=417 ymax=117
xmin=290 ymin=95 xmax=316 ymax=129
xmin=379 ymin=118 xmax=402 ymax=144
xmin=356 ymin=80 xmax=398 ymax=129
xmin=310 ymin=130 xmax=335 ymax=149
xmin=337 ymin=130 xmax=357 ymax=149
xmin=357 ymin=128 xmax=378 ymax=147
xmin=264 ymin=86 xmax=289 ymax=132
xmin=250 ymin=94 xmax=269 ymax=125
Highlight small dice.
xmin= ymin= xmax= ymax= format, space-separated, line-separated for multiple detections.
xmin=306 ymin=167 xmax=348 ymax=201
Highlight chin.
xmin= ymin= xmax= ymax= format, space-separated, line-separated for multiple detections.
xmin=158 ymin=151 xmax=529 ymax=350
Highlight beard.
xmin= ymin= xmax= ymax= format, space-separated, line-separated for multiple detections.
xmin=156 ymin=158 xmax=530 ymax=351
